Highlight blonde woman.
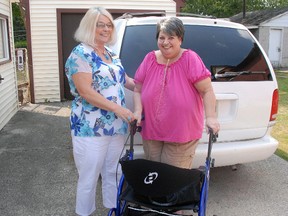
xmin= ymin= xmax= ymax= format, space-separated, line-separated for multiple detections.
xmin=65 ymin=7 xmax=135 ymax=216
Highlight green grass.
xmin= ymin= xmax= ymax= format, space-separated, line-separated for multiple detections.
xmin=272 ymin=71 xmax=288 ymax=161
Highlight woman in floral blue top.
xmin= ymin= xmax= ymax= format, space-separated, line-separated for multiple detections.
xmin=65 ymin=7 xmax=135 ymax=216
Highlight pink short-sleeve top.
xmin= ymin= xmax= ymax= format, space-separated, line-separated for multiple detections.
xmin=134 ymin=49 xmax=211 ymax=143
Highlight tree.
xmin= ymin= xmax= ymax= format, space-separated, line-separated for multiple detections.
xmin=182 ymin=0 xmax=288 ymax=18
xmin=12 ymin=2 xmax=26 ymax=48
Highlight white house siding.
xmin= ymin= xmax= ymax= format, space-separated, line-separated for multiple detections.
xmin=0 ymin=0 xmax=18 ymax=131
xmin=259 ymin=12 xmax=288 ymax=67
xmin=29 ymin=0 xmax=176 ymax=102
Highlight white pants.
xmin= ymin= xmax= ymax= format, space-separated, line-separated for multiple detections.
xmin=72 ymin=134 xmax=125 ymax=216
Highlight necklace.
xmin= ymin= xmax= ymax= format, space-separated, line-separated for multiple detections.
xmin=103 ymin=49 xmax=110 ymax=60
xmin=155 ymin=59 xmax=170 ymax=120
xmin=162 ymin=49 xmax=182 ymax=63
xmin=95 ymin=47 xmax=110 ymax=60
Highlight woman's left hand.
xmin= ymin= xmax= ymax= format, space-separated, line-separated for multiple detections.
xmin=206 ymin=117 xmax=220 ymax=135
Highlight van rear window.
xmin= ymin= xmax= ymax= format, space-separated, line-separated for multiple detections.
xmin=120 ymin=25 xmax=272 ymax=81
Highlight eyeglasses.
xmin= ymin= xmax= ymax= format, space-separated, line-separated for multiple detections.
xmin=96 ymin=22 xmax=113 ymax=29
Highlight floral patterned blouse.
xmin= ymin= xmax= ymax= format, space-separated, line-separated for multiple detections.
xmin=65 ymin=43 xmax=128 ymax=137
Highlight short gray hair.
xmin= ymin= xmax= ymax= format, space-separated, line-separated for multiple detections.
xmin=74 ymin=7 xmax=116 ymax=47
xmin=156 ymin=17 xmax=185 ymax=42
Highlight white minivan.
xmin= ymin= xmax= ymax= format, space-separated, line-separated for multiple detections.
xmin=110 ymin=14 xmax=279 ymax=168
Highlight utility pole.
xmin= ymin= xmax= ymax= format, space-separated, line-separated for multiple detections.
xmin=243 ymin=0 xmax=246 ymax=18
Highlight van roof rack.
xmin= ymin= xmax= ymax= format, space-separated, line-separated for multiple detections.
xmin=116 ymin=12 xmax=216 ymax=20
xmin=176 ymin=12 xmax=216 ymax=19
xmin=116 ymin=12 xmax=166 ymax=19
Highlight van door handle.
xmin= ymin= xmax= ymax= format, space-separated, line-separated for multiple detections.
xmin=0 ymin=74 xmax=4 ymax=84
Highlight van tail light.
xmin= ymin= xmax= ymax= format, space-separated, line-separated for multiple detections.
xmin=270 ymin=89 xmax=279 ymax=121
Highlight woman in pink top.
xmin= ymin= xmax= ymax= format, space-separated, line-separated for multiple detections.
xmin=134 ymin=17 xmax=220 ymax=169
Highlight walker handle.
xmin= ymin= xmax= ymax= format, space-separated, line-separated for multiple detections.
xmin=207 ymin=128 xmax=218 ymax=159
xmin=129 ymin=120 xmax=142 ymax=152
xmin=130 ymin=120 xmax=142 ymax=135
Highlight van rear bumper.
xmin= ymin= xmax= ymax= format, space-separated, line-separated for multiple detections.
xmin=132 ymin=135 xmax=278 ymax=168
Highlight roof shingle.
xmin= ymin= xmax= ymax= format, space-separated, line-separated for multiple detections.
xmin=229 ymin=7 xmax=288 ymax=25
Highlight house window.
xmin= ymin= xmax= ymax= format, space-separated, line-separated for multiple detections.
xmin=0 ymin=15 xmax=10 ymax=63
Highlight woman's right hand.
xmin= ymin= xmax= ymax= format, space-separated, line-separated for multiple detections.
xmin=114 ymin=106 xmax=135 ymax=123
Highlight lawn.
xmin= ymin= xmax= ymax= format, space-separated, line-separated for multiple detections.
xmin=272 ymin=71 xmax=288 ymax=161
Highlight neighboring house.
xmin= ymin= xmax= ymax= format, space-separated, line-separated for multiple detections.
xmin=229 ymin=7 xmax=288 ymax=68
xmin=19 ymin=0 xmax=185 ymax=103
xmin=0 ymin=0 xmax=18 ymax=131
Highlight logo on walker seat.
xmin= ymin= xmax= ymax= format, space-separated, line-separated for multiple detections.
xmin=144 ymin=172 xmax=158 ymax=184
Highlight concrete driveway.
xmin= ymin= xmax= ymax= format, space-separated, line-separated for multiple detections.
xmin=0 ymin=102 xmax=287 ymax=216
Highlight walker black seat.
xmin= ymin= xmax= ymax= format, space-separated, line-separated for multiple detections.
xmin=120 ymin=159 xmax=204 ymax=211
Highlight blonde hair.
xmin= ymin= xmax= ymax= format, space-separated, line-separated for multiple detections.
xmin=74 ymin=7 xmax=116 ymax=46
